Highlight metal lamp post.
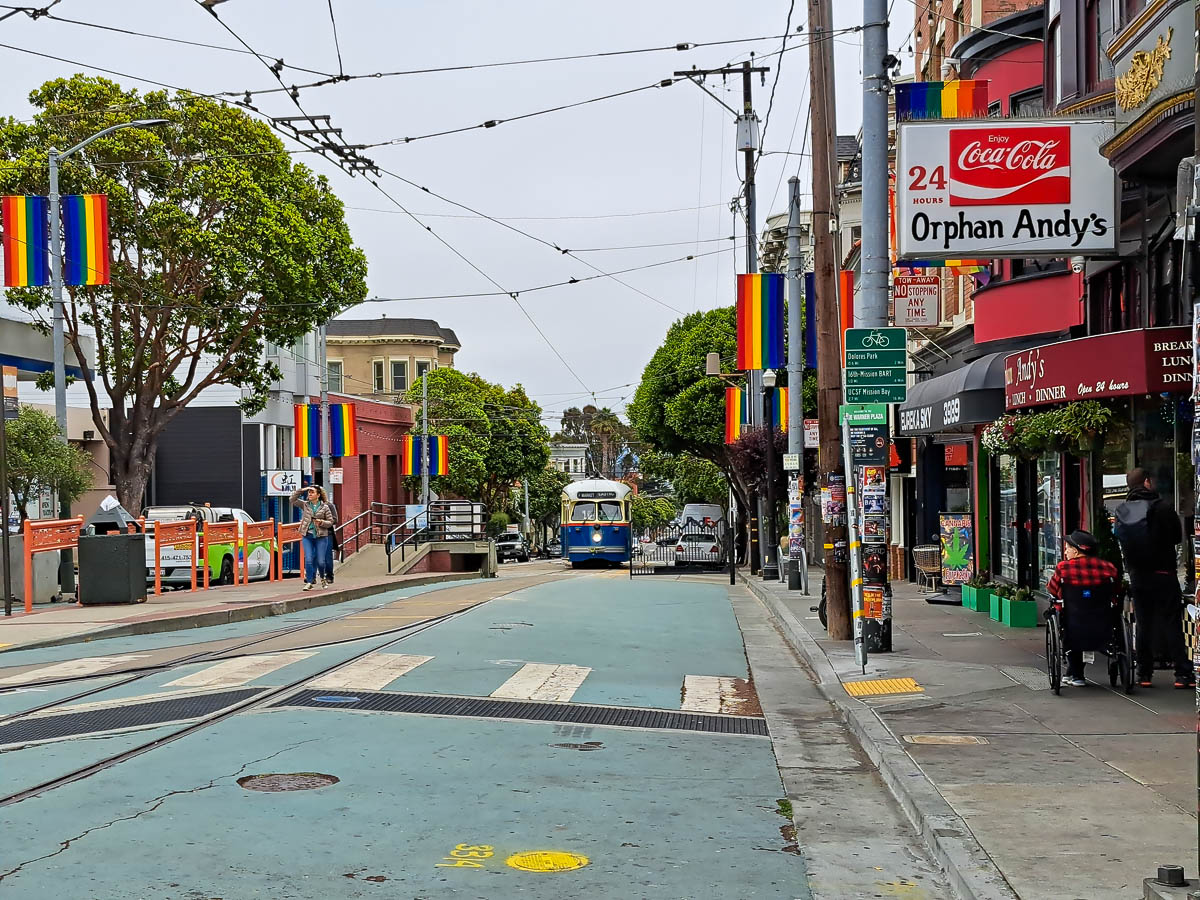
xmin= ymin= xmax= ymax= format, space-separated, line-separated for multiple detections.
xmin=761 ymin=368 xmax=779 ymax=581
xmin=49 ymin=118 xmax=168 ymax=594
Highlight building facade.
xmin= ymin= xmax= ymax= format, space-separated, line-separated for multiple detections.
xmin=326 ymin=317 xmax=460 ymax=400
xmin=549 ymin=442 xmax=589 ymax=481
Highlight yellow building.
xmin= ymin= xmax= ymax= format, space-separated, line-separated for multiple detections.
xmin=325 ymin=317 xmax=460 ymax=398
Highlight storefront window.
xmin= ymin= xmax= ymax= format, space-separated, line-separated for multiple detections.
xmin=1036 ymin=453 xmax=1062 ymax=588
xmin=1099 ymin=400 xmax=1134 ymax=519
xmin=943 ymin=443 xmax=971 ymax=512
xmin=1134 ymin=396 xmax=1176 ymax=503
xmin=997 ymin=454 xmax=1019 ymax=582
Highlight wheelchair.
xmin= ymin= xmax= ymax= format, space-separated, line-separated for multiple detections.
xmin=1045 ymin=578 xmax=1135 ymax=696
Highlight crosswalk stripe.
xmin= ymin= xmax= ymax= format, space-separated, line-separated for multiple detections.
xmin=165 ymin=651 xmax=315 ymax=688
xmin=681 ymin=675 xmax=746 ymax=714
xmin=491 ymin=663 xmax=591 ymax=702
xmin=0 ymin=654 xmax=149 ymax=686
xmin=307 ymin=653 xmax=433 ymax=690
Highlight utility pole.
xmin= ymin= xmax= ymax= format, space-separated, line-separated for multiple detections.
xmin=48 ymin=148 xmax=75 ymax=598
xmin=318 ymin=325 xmax=332 ymax=494
xmin=420 ymin=372 xmax=430 ymax=509
xmin=675 ymin=60 xmax=769 ymax=574
xmin=808 ymin=0 xmax=851 ymax=640
xmin=786 ymin=175 xmax=807 ymax=592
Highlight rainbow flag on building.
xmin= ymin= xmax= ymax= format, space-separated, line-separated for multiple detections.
xmin=400 ymin=434 xmax=449 ymax=475
xmin=1 ymin=195 xmax=50 ymax=287
xmin=62 ymin=194 xmax=110 ymax=286
xmin=725 ymin=386 xmax=789 ymax=444
xmin=293 ymin=403 xmax=359 ymax=457
xmin=736 ymin=273 xmax=785 ymax=370
xmin=894 ymin=80 xmax=989 ymax=121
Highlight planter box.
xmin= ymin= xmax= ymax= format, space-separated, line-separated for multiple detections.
xmin=1002 ymin=597 xmax=1038 ymax=628
xmin=989 ymin=592 xmax=1003 ymax=621
xmin=962 ymin=585 xmax=992 ymax=612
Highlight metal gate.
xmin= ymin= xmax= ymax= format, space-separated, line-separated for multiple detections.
xmin=630 ymin=518 xmax=733 ymax=578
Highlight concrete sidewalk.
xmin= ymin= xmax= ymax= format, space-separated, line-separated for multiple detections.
xmin=747 ymin=570 xmax=1196 ymax=900
xmin=0 ymin=562 xmax=498 ymax=653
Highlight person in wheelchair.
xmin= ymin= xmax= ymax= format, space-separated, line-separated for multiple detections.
xmin=1045 ymin=530 xmax=1119 ymax=687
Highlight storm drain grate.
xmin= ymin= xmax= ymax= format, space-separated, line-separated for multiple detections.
xmin=275 ymin=689 xmax=769 ymax=735
xmin=0 ymin=688 xmax=263 ymax=746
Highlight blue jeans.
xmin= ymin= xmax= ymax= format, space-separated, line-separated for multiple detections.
xmin=323 ymin=537 xmax=336 ymax=581
xmin=302 ymin=534 xmax=330 ymax=584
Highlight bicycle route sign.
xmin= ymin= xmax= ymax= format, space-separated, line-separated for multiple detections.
xmin=844 ymin=327 xmax=907 ymax=403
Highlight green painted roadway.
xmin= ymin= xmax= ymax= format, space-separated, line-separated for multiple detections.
xmin=0 ymin=571 xmax=807 ymax=898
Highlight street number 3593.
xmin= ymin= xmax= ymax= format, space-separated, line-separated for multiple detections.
xmin=436 ymin=844 xmax=495 ymax=868
xmin=908 ymin=165 xmax=947 ymax=191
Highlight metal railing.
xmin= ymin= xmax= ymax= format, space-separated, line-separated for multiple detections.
xmin=333 ymin=502 xmax=418 ymax=563
xmin=384 ymin=501 xmax=486 ymax=574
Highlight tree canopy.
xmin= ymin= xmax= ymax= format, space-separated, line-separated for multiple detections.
xmin=0 ymin=76 xmax=368 ymax=510
xmin=554 ymin=405 xmax=633 ymax=478
xmin=407 ymin=368 xmax=550 ymax=513
xmin=5 ymin=407 xmax=94 ymax=522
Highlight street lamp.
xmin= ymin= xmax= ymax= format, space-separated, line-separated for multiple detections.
xmin=49 ymin=118 xmax=168 ymax=594
xmin=761 ymin=368 xmax=780 ymax=581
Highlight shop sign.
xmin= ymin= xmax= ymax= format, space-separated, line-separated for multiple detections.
xmin=896 ymin=119 xmax=1117 ymax=258
xmin=939 ymin=513 xmax=973 ymax=586
xmin=840 ymin=403 xmax=888 ymax=426
xmin=944 ymin=444 xmax=968 ymax=467
xmin=266 ymin=469 xmax=301 ymax=496
xmin=893 ymin=275 xmax=939 ymax=327
xmin=1003 ymin=326 xmax=1192 ymax=410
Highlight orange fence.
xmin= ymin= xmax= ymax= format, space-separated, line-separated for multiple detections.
xmin=277 ymin=522 xmax=303 ymax=582
xmin=151 ymin=519 xmax=198 ymax=595
xmin=202 ymin=521 xmax=240 ymax=590
xmin=243 ymin=518 xmax=275 ymax=583
xmin=22 ymin=517 xmax=82 ymax=613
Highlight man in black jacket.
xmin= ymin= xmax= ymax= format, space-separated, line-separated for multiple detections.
xmin=1115 ymin=468 xmax=1193 ymax=688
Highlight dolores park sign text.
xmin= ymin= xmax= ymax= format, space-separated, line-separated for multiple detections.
xmin=895 ymin=119 xmax=1117 ymax=259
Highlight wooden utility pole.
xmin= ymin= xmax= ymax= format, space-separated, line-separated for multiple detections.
xmin=807 ymin=0 xmax=850 ymax=639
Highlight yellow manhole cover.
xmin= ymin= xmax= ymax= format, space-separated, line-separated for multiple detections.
xmin=844 ymin=677 xmax=923 ymax=697
xmin=506 ymin=850 xmax=590 ymax=873
xmin=903 ymin=734 xmax=989 ymax=745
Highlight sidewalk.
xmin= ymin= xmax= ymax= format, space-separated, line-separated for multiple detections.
xmin=746 ymin=570 xmax=1196 ymax=900
xmin=0 ymin=566 xmax=482 ymax=653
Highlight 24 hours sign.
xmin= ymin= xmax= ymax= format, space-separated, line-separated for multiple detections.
xmin=895 ymin=119 xmax=1116 ymax=259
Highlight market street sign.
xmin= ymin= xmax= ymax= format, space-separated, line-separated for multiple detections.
xmin=844 ymin=328 xmax=906 ymax=404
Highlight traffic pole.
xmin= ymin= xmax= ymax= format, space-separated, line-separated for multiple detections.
xmin=786 ymin=175 xmax=806 ymax=592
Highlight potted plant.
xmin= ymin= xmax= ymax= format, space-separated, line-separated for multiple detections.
xmin=961 ymin=571 xmax=992 ymax=612
xmin=1002 ymin=586 xmax=1038 ymax=628
xmin=989 ymin=582 xmax=1010 ymax=621
xmin=1054 ymin=401 xmax=1113 ymax=456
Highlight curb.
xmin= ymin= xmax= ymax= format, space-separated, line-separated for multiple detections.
xmin=3 ymin=571 xmax=478 ymax=653
xmin=742 ymin=575 xmax=1020 ymax=900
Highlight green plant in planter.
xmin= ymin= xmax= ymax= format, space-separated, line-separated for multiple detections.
xmin=1055 ymin=401 xmax=1113 ymax=454
xmin=1003 ymin=586 xmax=1038 ymax=627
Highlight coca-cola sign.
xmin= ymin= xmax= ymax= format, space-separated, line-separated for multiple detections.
xmin=896 ymin=119 xmax=1116 ymax=259
xmin=949 ymin=126 xmax=1070 ymax=206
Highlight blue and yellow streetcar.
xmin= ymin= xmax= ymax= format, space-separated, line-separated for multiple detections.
xmin=560 ymin=478 xmax=632 ymax=567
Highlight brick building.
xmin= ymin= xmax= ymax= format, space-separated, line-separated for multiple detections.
xmin=326 ymin=392 xmax=416 ymax=526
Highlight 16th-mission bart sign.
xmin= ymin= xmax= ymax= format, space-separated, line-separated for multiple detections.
xmin=895 ymin=119 xmax=1117 ymax=259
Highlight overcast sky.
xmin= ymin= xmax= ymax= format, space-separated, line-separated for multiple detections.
xmin=0 ymin=1 xmax=919 ymax=425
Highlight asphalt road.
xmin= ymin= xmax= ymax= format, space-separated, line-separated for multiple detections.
xmin=0 ymin=565 xmax=948 ymax=898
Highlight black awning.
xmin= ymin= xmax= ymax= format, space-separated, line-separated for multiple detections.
xmin=896 ymin=352 xmax=1006 ymax=435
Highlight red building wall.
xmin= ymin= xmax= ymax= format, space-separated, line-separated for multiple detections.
xmin=322 ymin=393 xmax=415 ymax=524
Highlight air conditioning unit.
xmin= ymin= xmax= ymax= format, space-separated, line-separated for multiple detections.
xmin=82 ymin=430 xmax=95 ymax=440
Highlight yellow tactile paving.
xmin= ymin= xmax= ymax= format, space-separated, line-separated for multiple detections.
xmin=843 ymin=677 xmax=923 ymax=697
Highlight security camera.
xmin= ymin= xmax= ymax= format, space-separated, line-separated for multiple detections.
xmin=1069 ymin=256 xmax=1085 ymax=273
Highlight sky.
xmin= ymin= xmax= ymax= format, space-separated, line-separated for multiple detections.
xmin=0 ymin=0 xmax=920 ymax=425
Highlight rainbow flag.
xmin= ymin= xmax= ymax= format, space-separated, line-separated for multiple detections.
xmin=736 ymin=273 xmax=785 ymax=370
xmin=894 ymin=80 xmax=989 ymax=121
xmin=294 ymin=403 xmax=321 ymax=457
xmin=328 ymin=403 xmax=358 ymax=456
xmin=62 ymin=194 xmax=110 ymax=286
xmin=771 ymin=387 xmax=789 ymax=432
xmin=428 ymin=435 xmax=449 ymax=476
xmin=725 ymin=386 xmax=750 ymax=444
xmin=400 ymin=435 xmax=449 ymax=475
xmin=400 ymin=434 xmax=420 ymax=476
xmin=901 ymin=259 xmax=987 ymax=276
xmin=2 ymin=195 xmax=50 ymax=287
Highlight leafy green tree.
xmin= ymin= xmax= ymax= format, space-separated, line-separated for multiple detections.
xmin=407 ymin=369 xmax=550 ymax=513
xmin=525 ymin=467 xmax=571 ymax=543
xmin=5 ymin=407 xmax=94 ymax=522
xmin=631 ymin=495 xmax=675 ymax=531
xmin=641 ymin=451 xmax=727 ymax=507
xmin=555 ymin=405 xmax=634 ymax=478
xmin=0 ymin=76 xmax=368 ymax=511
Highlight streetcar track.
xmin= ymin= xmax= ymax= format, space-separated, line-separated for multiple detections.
xmin=0 ymin=576 xmax=551 ymax=806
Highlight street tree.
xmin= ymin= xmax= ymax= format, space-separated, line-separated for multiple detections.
xmin=4 ymin=407 xmax=94 ymax=523
xmin=640 ymin=451 xmax=726 ymax=507
xmin=630 ymin=495 xmax=675 ymax=531
xmin=0 ymin=76 xmax=368 ymax=510
xmin=520 ymin=466 xmax=571 ymax=546
xmin=555 ymin=405 xmax=634 ymax=478
xmin=407 ymin=368 xmax=550 ymax=513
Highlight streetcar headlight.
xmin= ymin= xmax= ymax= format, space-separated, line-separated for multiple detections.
xmin=592 ymin=530 xmax=602 ymax=543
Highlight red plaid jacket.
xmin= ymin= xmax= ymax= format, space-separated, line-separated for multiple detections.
xmin=1045 ymin=555 xmax=1119 ymax=601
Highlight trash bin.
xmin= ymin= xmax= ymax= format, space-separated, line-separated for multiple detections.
xmin=77 ymin=499 xmax=147 ymax=605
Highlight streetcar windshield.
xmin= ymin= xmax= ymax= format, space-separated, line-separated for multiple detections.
xmin=596 ymin=501 xmax=623 ymax=521
xmin=570 ymin=502 xmax=596 ymax=522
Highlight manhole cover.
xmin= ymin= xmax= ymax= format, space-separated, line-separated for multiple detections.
xmin=550 ymin=741 xmax=604 ymax=751
xmin=238 ymin=772 xmax=340 ymax=792
xmin=506 ymin=850 xmax=590 ymax=873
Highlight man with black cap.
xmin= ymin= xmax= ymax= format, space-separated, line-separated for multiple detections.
xmin=1115 ymin=467 xmax=1193 ymax=688
xmin=1046 ymin=530 xmax=1119 ymax=686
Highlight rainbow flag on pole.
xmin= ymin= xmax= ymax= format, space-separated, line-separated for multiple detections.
xmin=428 ymin=435 xmax=449 ymax=476
xmin=771 ymin=387 xmax=789 ymax=432
xmin=725 ymin=386 xmax=789 ymax=444
xmin=2 ymin=195 xmax=50 ymax=287
xmin=293 ymin=403 xmax=360 ymax=457
xmin=62 ymin=194 xmax=110 ymax=286
xmin=894 ymin=80 xmax=989 ymax=121
xmin=400 ymin=434 xmax=449 ymax=475
xmin=736 ymin=273 xmax=785 ymax=370
xmin=294 ymin=403 xmax=321 ymax=457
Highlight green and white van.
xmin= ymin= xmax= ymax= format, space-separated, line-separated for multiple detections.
xmin=143 ymin=504 xmax=273 ymax=587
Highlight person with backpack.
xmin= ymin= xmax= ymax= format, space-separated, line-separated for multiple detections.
xmin=1114 ymin=467 xmax=1193 ymax=689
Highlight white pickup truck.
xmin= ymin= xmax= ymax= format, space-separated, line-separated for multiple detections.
xmin=142 ymin=504 xmax=273 ymax=587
